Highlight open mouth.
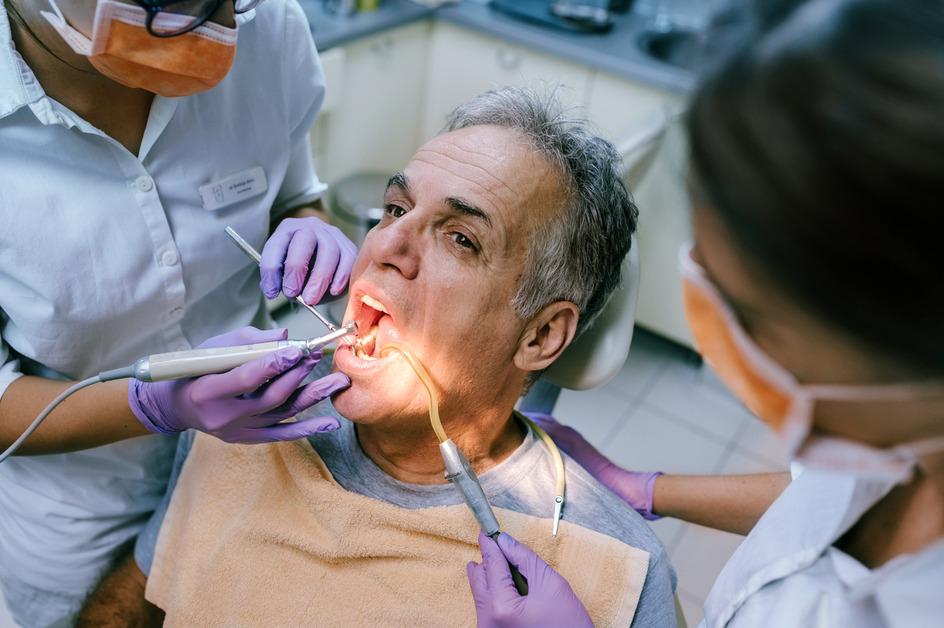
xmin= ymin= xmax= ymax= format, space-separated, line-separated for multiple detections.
xmin=351 ymin=294 xmax=392 ymax=360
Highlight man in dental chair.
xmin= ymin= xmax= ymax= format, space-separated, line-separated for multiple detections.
xmin=80 ymin=88 xmax=677 ymax=627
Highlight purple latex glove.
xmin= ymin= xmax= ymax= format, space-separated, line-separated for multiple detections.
xmin=129 ymin=326 xmax=350 ymax=443
xmin=467 ymin=532 xmax=593 ymax=628
xmin=527 ymin=413 xmax=663 ymax=521
xmin=260 ymin=216 xmax=358 ymax=304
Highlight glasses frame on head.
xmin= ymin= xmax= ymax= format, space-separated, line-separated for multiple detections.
xmin=131 ymin=0 xmax=263 ymax=38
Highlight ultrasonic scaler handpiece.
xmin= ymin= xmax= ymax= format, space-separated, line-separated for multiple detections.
xmin=131 ymin=322 xmax=357 ymax=382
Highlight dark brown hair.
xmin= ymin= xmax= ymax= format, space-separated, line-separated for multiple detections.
xmin=688 ymin=0 xmax=944 ymax=374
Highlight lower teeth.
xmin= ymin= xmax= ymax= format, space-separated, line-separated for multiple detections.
xmin=355 ymin=348 xmax=376 ymax=361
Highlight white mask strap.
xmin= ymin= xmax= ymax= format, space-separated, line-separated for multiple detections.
xmin=40 ymin=0 xmax=92 ymax=56
xmin=898 ymin=435 xmax=944 ymax=460
xmin=804 ymin=381 xmax=944 ymax=403
xmin=45 ymin=0 xmax=65 ymax=23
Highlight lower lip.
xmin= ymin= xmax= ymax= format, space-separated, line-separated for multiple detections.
xmin=334 ymin=342 xmax=395 ymax=374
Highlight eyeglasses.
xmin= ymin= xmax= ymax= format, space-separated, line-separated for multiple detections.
xmin=132 ymin=0 xmax=264 ymax=38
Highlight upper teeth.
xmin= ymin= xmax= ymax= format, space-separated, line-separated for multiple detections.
xmin=361 ymin=294 xmax=388 ymax=314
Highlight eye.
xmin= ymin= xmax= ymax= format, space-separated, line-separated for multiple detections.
xmin=385 ymin=204 xmax=407 ymax=219
xmin=452 ymin=232 xmax=477 ymax=251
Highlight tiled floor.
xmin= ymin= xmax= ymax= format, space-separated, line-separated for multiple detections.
xmin=553 ymin=327 xmax=789 ymax=627
xmin=0 ymin=320 xmax=788 ymax=628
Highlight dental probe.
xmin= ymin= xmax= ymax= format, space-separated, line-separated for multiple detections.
xmin=0 ymin=323 xmax=357 ymax=464
xmin=224 ymin=226 xmax=338 ymax=332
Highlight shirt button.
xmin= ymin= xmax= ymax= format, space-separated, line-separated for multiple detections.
xmin=135 ymin=176 xmax=154 ymax=192
xmin=170 ymin=306 xmax=184 ymax=319
xmin=161 ymin=251 xmax=179 ymax=266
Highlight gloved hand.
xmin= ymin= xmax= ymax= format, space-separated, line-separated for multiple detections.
xmin=260 ymin=216 xmax=358 ymax=304
xmin=528 ymin=413 xmax=663 ymax=520
xmin=467 ymin=532 xmax=593 ymax=628
xmin=129 ymin=327 xmax=350 ymax=443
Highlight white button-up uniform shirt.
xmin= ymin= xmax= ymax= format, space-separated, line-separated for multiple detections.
xmin=0 ymin=1 xmax=327 ymax=624
xmin=702 ymin=467 xmax=944 ymax=628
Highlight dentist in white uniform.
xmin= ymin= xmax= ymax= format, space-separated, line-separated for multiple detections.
xmin=467 ymin=1 xmax=944 ymax=626
xmin=0 ymin=0 xmax=357 ymax=624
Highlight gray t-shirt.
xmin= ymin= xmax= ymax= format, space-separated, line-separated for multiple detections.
xmin=136 ymin=413 xmax=677 ymax=627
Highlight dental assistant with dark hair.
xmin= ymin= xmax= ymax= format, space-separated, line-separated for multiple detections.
xmin=0 ymin=0 xmax=356 ymax=624
xmin=469 ymin=1 xmax=944 ymax=626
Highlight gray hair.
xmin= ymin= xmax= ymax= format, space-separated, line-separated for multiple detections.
xmin=445 ymin=87 xmax=638 ymax=337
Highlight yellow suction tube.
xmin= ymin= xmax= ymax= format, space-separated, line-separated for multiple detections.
xmin=379 ymin=343 xmax=566 ymax=538
xmin=379 ymin=343 xmax=448 ymax=444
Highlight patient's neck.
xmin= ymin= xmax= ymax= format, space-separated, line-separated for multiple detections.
xmin=355 ymin=404 xmax=526 ymax=485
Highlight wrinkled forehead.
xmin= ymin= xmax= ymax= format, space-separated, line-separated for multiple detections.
xmin=404 ymin=125 xmax=566 ymax=242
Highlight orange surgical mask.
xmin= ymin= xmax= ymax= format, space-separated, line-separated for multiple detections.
xmin=41 ymin=0 xmax=237 ymax=97
xmin=679 ymin=242 xmax=944 ymax=483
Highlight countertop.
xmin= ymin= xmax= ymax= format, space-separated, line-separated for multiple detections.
xmin=298 ymin=0 xmax=434 ymax=50
xmin=297 ymin=0 xmax=695 ymax=93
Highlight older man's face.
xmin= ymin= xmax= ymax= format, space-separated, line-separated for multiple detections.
xmin=333 ymin=125 xmax=565 ymax=426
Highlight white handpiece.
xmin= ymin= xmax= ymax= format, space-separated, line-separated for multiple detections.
xmin=132 ymin=322 xmax=356 ymax=382
xmin=132 ymin=340 xmax=309 ymax=382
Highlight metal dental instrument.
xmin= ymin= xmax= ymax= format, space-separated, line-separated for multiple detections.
xmin=225 ymin=226 xmax=338 ymax=332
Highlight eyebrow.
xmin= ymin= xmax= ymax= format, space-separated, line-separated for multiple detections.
xmin=386 ymin=172 xmax=492 ymax=229
xmin=445 ymin=197 xmax=492 ymax=229
xmin=386 ymin=172 xmax=409 ymax=194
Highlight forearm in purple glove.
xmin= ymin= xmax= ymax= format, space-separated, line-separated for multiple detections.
xmin=129 ymin=327 xmax=350 ymax=444
xmin=527 ymin=413 xmax=663 ymax=520
xmin=467 ymin=532 xmax=593 ymax=628
xmin=260 ymin=216 xmax=359 ymax=304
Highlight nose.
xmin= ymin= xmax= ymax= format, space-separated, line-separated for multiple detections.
xmin=367 ymin=213 xmax=421 ymax=280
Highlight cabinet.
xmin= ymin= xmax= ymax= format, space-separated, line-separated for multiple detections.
xmin=420 ymin=23 xmax=592 ymax=139
xmin=310 ymin=21 xmax=431 ymax=185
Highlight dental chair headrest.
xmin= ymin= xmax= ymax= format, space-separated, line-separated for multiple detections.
xmin=544 ymin=107 xmax=677 ymax=391
xmin=544 ymin=236 xmax=640 ymax=391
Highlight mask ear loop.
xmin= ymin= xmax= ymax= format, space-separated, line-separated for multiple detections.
xmin=39 ymin=0 xmax=95 ymax=57
xmin=44 ymin=0 xmax=66 ymax=24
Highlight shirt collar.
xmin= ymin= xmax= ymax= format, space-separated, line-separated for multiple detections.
xmin=0 ymin=2 xmax=43 ymax=120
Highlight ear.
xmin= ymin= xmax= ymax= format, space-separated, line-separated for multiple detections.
xmin=513 ymin=301 xmax=579 ymax=373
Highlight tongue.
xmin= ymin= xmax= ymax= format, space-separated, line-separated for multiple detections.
xmin=370 ymin=314 xmax=392 ymax=357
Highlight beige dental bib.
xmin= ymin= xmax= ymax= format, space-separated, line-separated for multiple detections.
xmin=146 ymin=434 xmax=650 ymax=627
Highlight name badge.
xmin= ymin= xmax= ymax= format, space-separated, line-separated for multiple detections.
xmin=199 ymin=166 xmax=268 ymax=211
